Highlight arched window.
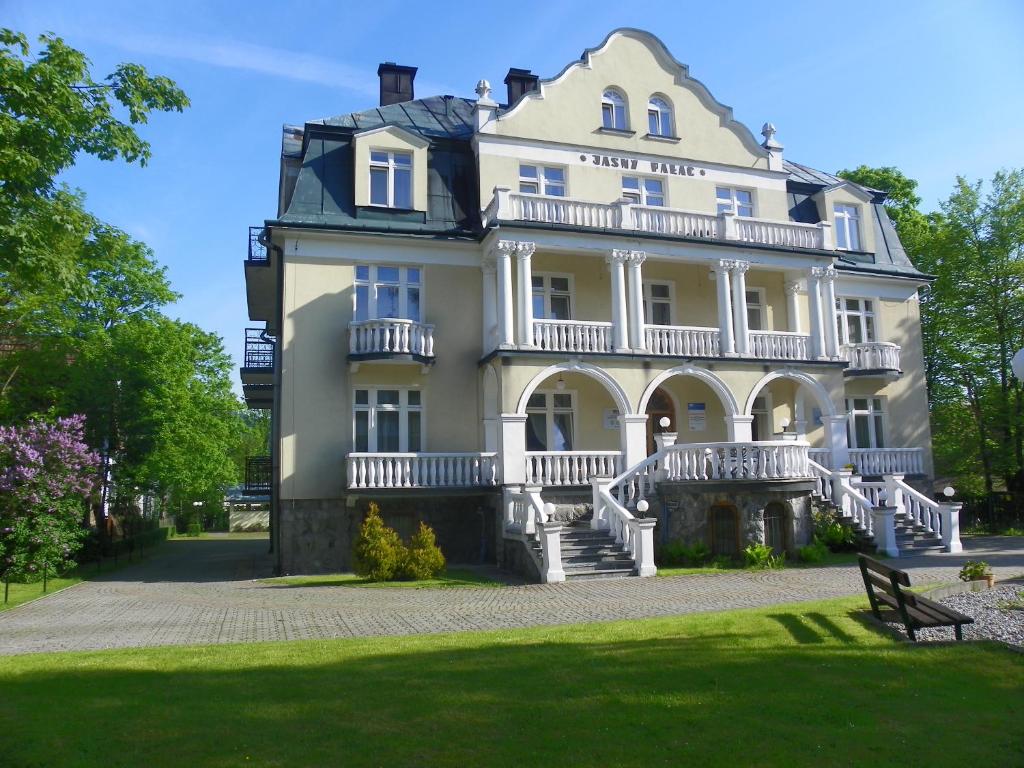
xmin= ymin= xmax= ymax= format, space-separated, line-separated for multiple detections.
xmin=763 ymin=502 xmax=787 ymax=555
xmin=710 ymin=504 xmax=740 ymax=557
xmin=648 ymin=96 xmax=673 ymax=137
xmin=601 ymin=89 xmax=627 ymax=130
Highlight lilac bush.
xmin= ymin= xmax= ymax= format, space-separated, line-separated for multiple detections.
xmin=0 ymin=415 xmax=99 ymax=579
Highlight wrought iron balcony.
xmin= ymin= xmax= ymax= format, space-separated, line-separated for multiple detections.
xmin=243 ymin=328 xmax=275 ymax=370
xmin=247 ymin=226 xmax=268 ymax=263
xmin=244 ymin=456 xmax=272 ymax=494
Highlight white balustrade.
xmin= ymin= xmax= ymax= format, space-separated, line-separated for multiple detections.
xmin=349 ymin=319 xmax=435 ymax=357
xmin=841 ymin=342 xmax=901 ymax=372
xmin=852 ymin=480 xmax=886 ymax=508
xmin=808 ymin=459 xmax=834 ymax=502
xmin=849 ymin=448 xmax=924 ymax=476
xmin=747 ymin=331 xmax=810 ymax=360
xmin=347 ymin=452 xmax=497 ymax=489
xmin=734 ymin=217 xmax=823 ymax=249
xmin=645 ymin=325 xmax=720 ymax=357
xmin=659 ymin=441 xmax=811 ymax=481
xmin=834 ymin=471 xmax=875 ymax=537
xmin=511 ymin=193 xmax=619 ymax=228
xmin=887 ymin=475 xmax=961 ymax=551
xmin=533 ymin=319 xmax=613 ymax=353
xmin=808 ymin=449 xmax=833 ymax=469
xmin=525 ymin=451 xmax=623 ymax=486
xmin=631 ymin=206 xmax=719 ymax=239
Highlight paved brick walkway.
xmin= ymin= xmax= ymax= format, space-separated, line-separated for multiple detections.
xmin=1 ymin=536 xmax=1022 ymax=656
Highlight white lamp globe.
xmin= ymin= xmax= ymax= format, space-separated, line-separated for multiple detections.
xmin=658 ymin=416 xmax=671 ymax=429
xmin=636 ymin=500 xmax=650 ymax=514
xmin=1012 ymin=348 xmax=1024 ymax=381
xmin=780 ymin=417 xmax=791 ymax=430
xmin=943 ymin=486 xmax=955 ymax=498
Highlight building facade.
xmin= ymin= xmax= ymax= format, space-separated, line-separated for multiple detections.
xmin=242 ymin=29 xmax=960 ymax=580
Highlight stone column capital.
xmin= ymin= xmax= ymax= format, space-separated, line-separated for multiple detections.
xmin=514 ymin=241 xmax=536 ymax=260
xmin=608 ymin=249 xmax=632 ymax=266
xmin=784 ymin=279 xmax=802 ymax=295
xmin=625 ymin=250 xmax=646 ymax=267
xmin=811 ymin=264 xmax=836 ymax=281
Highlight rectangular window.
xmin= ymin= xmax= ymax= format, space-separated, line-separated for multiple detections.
xmin=353 ymin=264 xmax=421 ymax=321
xmin=751 ymin=395 xmax=772 ymax=442
xmin=369 ymin=150 xmax=412 ymax=208
xmin=353 ymin=388 xmax=423 ymax=452
xmin=519 ymin=164 xmax=565 ymax=196
xmin=531 ymin=273 xmax=573 ymax=320
xmin=834 ymin=204 xmax=861 ymax=250
xmin=643 ymin=281 xmax=673 ymax=326
xmin=526 ymin=391 xmax=575 ymax=451
xmin=845 ymin=397 xmax=885 ymax=449
xmin=835 ymin=297 xmax=876 ymax=344
xmin=745 ymin=288 xmax=765 ymax=331
xmin=716 ymin=187 xmax=754 ymax=217
xmin=623 ymin=176 xmax=665 ymax=207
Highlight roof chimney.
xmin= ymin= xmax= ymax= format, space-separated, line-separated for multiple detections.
xmin=377 ymin=62 xmax=417 ymax=106
xmin=503 ymin=68 xmax=539 ymax=106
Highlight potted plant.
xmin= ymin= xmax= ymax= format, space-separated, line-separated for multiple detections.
xmin=959 ymin=560 xmax=994 ymax=588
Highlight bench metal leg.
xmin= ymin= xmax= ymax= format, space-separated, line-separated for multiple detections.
xmin=955 ymin=624 xmax=963 ymax=642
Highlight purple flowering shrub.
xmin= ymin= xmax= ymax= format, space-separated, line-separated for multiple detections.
xmin=0 ymin=415 xmax=99 ymax=579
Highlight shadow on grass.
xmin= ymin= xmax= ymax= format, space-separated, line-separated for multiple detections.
xmin=1 ymin=600 xmax=1021 ymax=768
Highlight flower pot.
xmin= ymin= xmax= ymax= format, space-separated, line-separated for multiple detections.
xmin=985 ymin=574 xmax=995 ymax=588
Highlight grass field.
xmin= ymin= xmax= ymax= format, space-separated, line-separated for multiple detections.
xmin=656 ymin=550 xmax=862 ymax=577
xmin=264 ymin=568 xmax=505 ymax=589
xmin=1 ymin=596 xmax=1021 ymax=768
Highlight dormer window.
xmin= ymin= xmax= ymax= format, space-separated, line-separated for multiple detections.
xmin=601 ymin=89 xmax=627 ymax=130
xmin=369 ymin=150 xmax=412 ymax=208
xmin=834 ymin=203 xmax=861 ymax=250
xmin=647 ymin=96 xmax=673 ymax=136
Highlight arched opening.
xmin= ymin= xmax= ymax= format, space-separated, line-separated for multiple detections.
xmin=710 ymin=503 xmax=740 ymax=558
xmin=763 ymin=502 xmax=788 ymax=554
xmin=744 ymin=371 xmax=838 ymax=456
xmin=639 ymin=367 xmax=737 ymax=446
xmin=644 ymin=386 xmax=677 ymax=455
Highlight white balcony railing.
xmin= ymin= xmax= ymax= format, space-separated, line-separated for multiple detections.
xmin=533 ymin=319 xmax=613 ymax=353
xmin=347 ymin=452 xmax=498 ymax=489
xmin=631 ymin=206 xmax=719 ymax=239
xmin=659 ymin=441 xmax=811 ymax=482
xmin=525 ymin=451 xmax=623 ymax=486
xmin=735 ymin=216 xmax=823 ymax=249
xmin=841 ymin=342 xmax=901 ymax=372
xmin=849 ymin=448 xmax=925 ymax=476
xmin=748 ymin=331 xmax=811 ymax=360
xmin=645 ymin=325 xmax=720 ymax=356
xmin=349 ymin=319 xmax=435 ymax=357
xmin=512 ymin=193 xmax=619 ymax=229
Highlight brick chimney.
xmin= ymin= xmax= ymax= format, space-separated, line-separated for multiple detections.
xmin=503 ymin=68 xmax=539 ymax=106
xmin=377 ymin=62 xmax=417 ymax=106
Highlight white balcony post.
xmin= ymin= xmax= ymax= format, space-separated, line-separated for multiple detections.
xmin=785 ymin=280 xmax=802 ymax=333
xmin=629 ymin=518 xmax=658 ymax=577
xmin=725 ymin=415 xmax=754 ymax=442
xmin=493 ymin=185 xmax=512 ymax=219
xmin=824 ymin=414 xmax=851 ymax=470
xmin=715 ymin=261 xmax=737 ymax=356
xmin=538 ymin=521 xmax=566 ymax=582
xmin=807 ymin=267 xmax=826 ymax=360
xmin=718 ymin=209 xmax=738 ymax=240
xmin=819 ymin=220 xmax=834 ymax=250
xmin=820 ymin=266 xmax=840 ymax=359
xmin=883 ymin=473 xmax=906 ymax=519
xmin=590 ymin=476 xmax=610 ymax=530
xmin=870 ymin=506 xmax=900 ymax=558
xmin=621 ymin=414 xmax=649 ymax=471
xmin=608 ymin=250 xmax=631 ymax=353
xmin=514 ymin=242 xmax=537 ymax=348
xmin=939 ymin=502 xmax=963 ymax=553
xmin=653 ymin=431 xmax=678 ymax=451
xmin=499 ymin=413 xmax=527 ymax=485
xmin=494 ymin=241 xmax=516 ymax=348
xmin=616 ymin=198 xmax=635 ymax=231
xmin=731 ymin=261 xmax=750 ymax=356
xmin=626 ymin=250 xmax=647 ymax=350
xmin=481 ymin=259 xmax=498 ymax=352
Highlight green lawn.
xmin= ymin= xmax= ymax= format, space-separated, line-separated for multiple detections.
xmin=657 ymin=550 xmax=862 ymax=577
xmin=264 ymin=567 xmax=505 ymax=589
xmin=1 ymin=597 xmax=1021 ymax=768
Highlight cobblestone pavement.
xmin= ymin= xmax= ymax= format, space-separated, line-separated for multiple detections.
xmin=1 ymin=536 xmax=1022 ymax=656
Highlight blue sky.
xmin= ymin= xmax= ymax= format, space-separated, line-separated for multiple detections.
xmin=6 ymin=0 xmax=1024 ymax=391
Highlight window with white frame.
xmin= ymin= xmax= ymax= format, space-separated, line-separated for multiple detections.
xmin=601 ymin=89 xmax=628 ymax=130
xmin=647 ymin=96 xmax=673 ymax=136
xmin=519 ymin=164 xmax=565 ymax=196
xmin=531 ymin=274 xmax=572 ymax=320
xmin=751 ymin=395 xmax=772 ymax=442
xmin=526 ymin=391 xmax=575 ymax=451
xmin=369 ymin=150 xmax=412 ymax=208
xmin=622 ymin=176 xmax=665 ymax=206
xmin=643 ymin=281 xmax=673 ymax=325
xmin=353 ymin=388 xmax=422 ymax=452
xmin=836 ymin=297 xmax=877 ymax=344
xmin=354 ymin=265 xmax=421 ymax=322
xmin=834 ymin=203 xmax=861 ymax=250
xmin=716 ymin=187 xmax=754 ymax=217
xmin=846 ymin=397 xmax=885 ymax=449
xmin=745 ymin=288 xmax=765 ymax=331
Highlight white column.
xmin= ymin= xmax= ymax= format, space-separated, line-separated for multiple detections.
xmin=608 ymin=250 xmax=630 ymax=353
xmin=715 ymin=260 xmax=736 ymax=356
xmin=494 ymin=241 xmax=515 ymax=348
xmin=499 ymin=413 xmax=528 ymax=485
xmin=820 ymin=265 xmax=840 ymax=359
xmin=824 ymin=414 xmax=851 ymax=470
xmin=793 ymin=392 xmax=808 ymax=441
xmin=807 ymin=267 xmax=826 ymax=360
xmin=621 ymin=414 xmax=648 ymax=470
xmin=939 ymin=502 xmax=963 ymax=553
xmin=726 ymin=415 xmax=754 ymax=442
xmin=626 ymin=250 xmax=647 ymax=350
xmin=629 ymin=518 xmax=658 ymax=577
xmin=731 ymin=261 xmax=750 ymax=356
xmin=515 ymin=242 xmax=536 ymax=348
xmin=481 ymin=260 xmax=497 ymax=352
xmin=538 ymin=521 xmax=566 ymax=582
xmin=785 ymin=280 xmax=802 ymax=333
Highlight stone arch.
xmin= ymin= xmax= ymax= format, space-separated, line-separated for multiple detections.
xmin=638 ymin=365 xmax=739 ymax=417
xmin=515 ymin=361 xmax=632 ymax=416
xmin=743 ymin=370 xmax=836 ymax=419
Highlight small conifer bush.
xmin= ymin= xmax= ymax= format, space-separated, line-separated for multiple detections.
xmin=400 ymin=521 xmax=446 ymax=580
xmin=353 ymin=503 xmax=404 ymax=581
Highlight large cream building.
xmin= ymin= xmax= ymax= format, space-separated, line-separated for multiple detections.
xmin=242 ymin=29 xmax=961 ymax=580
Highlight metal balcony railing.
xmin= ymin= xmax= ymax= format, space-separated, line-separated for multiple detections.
xmin=244 ymin=329 xmax=275 ymax=369
xmin=248 ymin=226 xmax=268 ymax=263
xmin=244 ymin=456 xmax=272 ymax=494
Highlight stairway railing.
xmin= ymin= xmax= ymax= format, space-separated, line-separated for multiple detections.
xmin=885 ymin=474 xmax=963 ymax=553
xmin=503 ymin=486 xmax=565 ymax=582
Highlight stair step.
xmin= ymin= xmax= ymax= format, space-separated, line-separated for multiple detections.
xmin=564 ymin=569 xmax=635 ymax=581
xmin=563 ymin=562 xmax=636 ymax=575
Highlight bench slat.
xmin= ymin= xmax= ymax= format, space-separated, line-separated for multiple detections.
xmin=910 ymin=594 xmax=974 ymax=624
xmin=858 ymin=555 xmax=910 ymax=585
xmin=866 ymin=572 xmax=899 ymax=597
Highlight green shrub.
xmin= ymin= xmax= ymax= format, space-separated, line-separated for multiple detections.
xmin=812 ymin=508 xmax=856 ymax=552
xmin=708 ymin=555 xmax=733 ymax=569
xmin=798 ymin=539 xmax=828 ymax=564
xmin=353 ymin=503 xmax=405 ymax=581
xmin=958 ymin=560 xmax=991 ymax=582
xmin=659 ymin=540 xmax=713 ymax=567
xmin=186 ymin=522 xmax=202 ymax=537
xmin=400 ymin=522 xmax=446 ymax=580
xmin=743 ymin=543 xmax=785 ymax=570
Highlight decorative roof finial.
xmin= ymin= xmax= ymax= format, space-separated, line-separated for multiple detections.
xmin=761 ymin=122 xmax=778 ymax=144
xmin=475 ymin=79 xmax=492 ymax=101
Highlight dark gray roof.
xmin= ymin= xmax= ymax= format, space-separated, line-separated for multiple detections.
xmin=313 ymin=96 xmax=476 ymax=140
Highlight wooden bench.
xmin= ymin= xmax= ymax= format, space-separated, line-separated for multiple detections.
xmin=858 ymin=555 xmax=974 ymax=641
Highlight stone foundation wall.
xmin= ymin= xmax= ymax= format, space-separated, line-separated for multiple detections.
xmin=655 ymin=480 xmax=815 ymax=557
xmin=499 ymin=535 xmax=542 ymax=582
xmin=277 ymin=493 xmax=500 ymax=575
